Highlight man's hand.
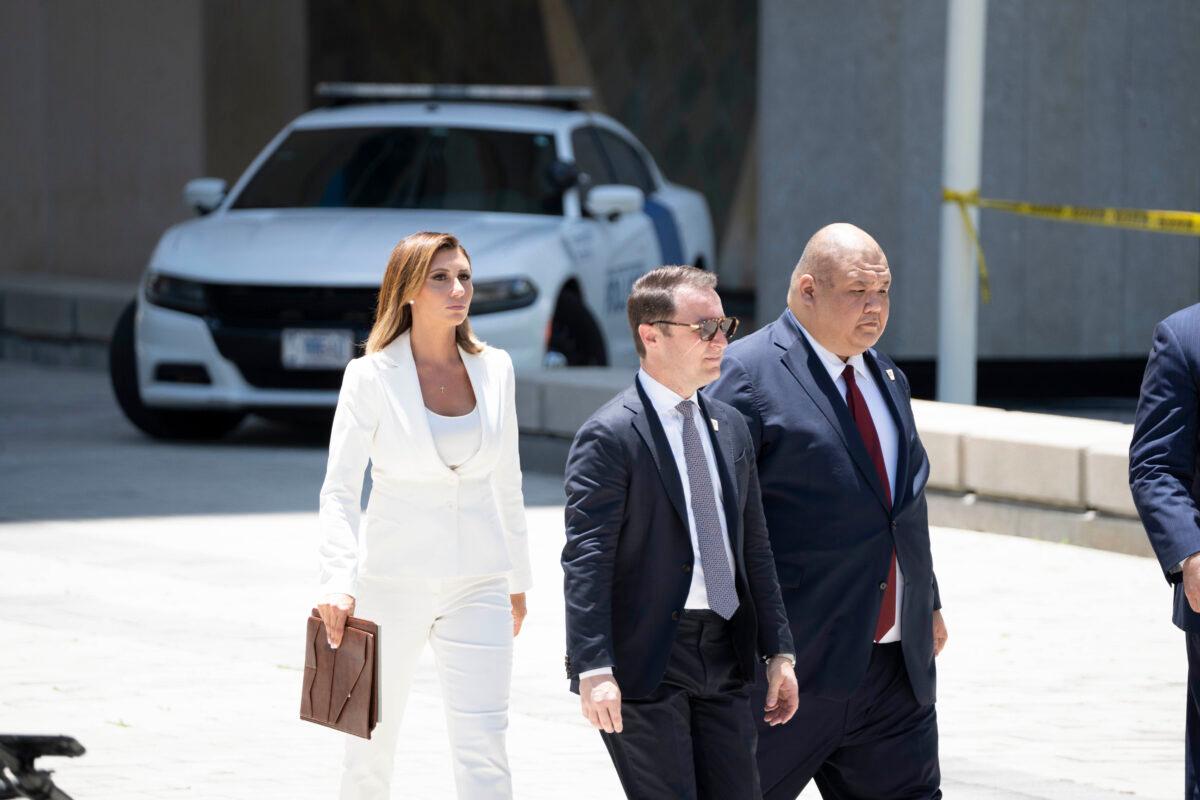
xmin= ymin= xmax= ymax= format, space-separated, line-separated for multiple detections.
xmin=510 ymin=593 xmax=528 ymax=637
xmin=764 ymin=656 xmax=799 ymax=726
xmin=1184 ymin=554 xmax=1200 ymax=613
xmin=579 ymin=674 xmax=623 ymax=734
xmin=932 ymin=609 xmax=948 ymax=656
xmin=317 ymin=593 xmax=356 ymax=649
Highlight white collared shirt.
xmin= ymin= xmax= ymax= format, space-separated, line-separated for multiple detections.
xmin=791 ymin=313 xmax=905 ymax=643
xmin=577 ymin=369 xmax=738 ymax=680
xmin=637 ymin=368 xmax=738 ymax=609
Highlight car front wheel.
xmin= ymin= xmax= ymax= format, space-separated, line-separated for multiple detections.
xmin=546 ymin=289 xmax=607 ymax=367
xmin=108 ymin=301 xmax=245 ymax=441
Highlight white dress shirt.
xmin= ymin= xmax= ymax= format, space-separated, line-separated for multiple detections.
xmin=578 ymin=370 xmax=739 ymax=680
xmin=639 ymin=369 xmax=739 ymax=608
xmin=427 ymin=406 xmax=482 ymax=469
xmin=792 ymin=314 xmax=904 ymax=643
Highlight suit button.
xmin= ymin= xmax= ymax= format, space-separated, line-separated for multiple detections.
xmin=879 ymin=582 xmax=888 ymax=591
xmin=891 ymin=521 xmax=897 ymax=531
xmin=683 ymin=564 xmax=692 ymax=573
xmin=671 ymin=611 xmax=680 ymax=621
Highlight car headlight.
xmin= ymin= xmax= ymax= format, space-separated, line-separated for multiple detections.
xmin=470 ymin=277 xmax=538 ymax=315
xmin=144 ymin=272 xmax=208 ymax=315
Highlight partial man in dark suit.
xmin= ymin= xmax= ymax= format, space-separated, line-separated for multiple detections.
xmin=562 ymin=266 xmax=798 ymax=799
xmin=707 ymin=223 xmax=947 ymax=799
xmin=1129 ymin=304 xmax=1200 ymax=798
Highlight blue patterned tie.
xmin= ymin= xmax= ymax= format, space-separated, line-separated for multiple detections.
xmin=676 ymin=400 xmax=739 ymax=620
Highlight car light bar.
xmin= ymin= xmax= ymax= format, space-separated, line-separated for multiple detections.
xmin=314 ymin=82 xmax=593 ymax=109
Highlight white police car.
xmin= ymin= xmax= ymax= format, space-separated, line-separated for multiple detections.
xmin=109 ymin=84 xmax=715 ymax=439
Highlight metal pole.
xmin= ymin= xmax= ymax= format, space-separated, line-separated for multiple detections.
xmin=936 ymin=0 xmax=988 ymax=404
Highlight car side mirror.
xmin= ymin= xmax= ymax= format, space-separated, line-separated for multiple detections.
xmin=183 ymin=178 xmax=228 ymax=215
xmin=585 ymin=184 xmax=644 ymax=220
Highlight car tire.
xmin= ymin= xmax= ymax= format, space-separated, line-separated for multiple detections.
xmin=108 ymin=301 xmax=246 ymax=441
xmin=547 ymin=289 xmax=607 ymax=367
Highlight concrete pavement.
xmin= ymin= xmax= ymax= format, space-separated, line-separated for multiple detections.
xmin=0 ymin=361 xmax=1188 ymax=798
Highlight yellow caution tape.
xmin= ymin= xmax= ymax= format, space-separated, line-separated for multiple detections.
xmin=942 ymin=189 xmax=992 ymax=304
xmin=944 ymin=189 xmax=1200 ymax=235
xmin=943 ymin=188 xmax=1200 ymax=303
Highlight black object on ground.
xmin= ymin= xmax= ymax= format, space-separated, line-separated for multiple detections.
xmin=0 ymin=735 xmax=84 ymax=800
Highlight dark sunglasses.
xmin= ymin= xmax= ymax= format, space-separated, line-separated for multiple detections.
xmin=649 ymin=316 xmax=740 ymax=341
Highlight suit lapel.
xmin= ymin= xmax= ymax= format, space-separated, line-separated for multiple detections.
xmin=456 ymin=349 xmax=493 ymax=468
xmin=865 ymin=351 xmax=910 ymax=508
xmin=376 ymin=335 xmax=455 ymax=477
xmin=697 ymin=396 xmax=743 ymax=555
xmin=628 ymin=378 xmax=690 ymax=528
xmin=773 ymin=317 xmax=891 ymax=512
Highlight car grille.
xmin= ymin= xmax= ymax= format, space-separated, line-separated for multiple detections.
xmin=203 ymin=283 xmax=376 ymax=390
xmin=205 ymin=284 xmax=379 ymax=328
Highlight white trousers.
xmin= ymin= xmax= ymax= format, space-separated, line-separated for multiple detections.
xmin=340 ymin=573 xmax=513 ymax=800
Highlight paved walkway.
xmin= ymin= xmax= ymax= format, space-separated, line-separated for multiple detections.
xmin=0 ymin=512 xmax=1186 ymax=799
xmin=0 ymin=362 xmax=1187 ymax=798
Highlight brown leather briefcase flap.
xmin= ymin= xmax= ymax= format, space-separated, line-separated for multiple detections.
xmin=301 ymin=609 xmax=379 ymax=739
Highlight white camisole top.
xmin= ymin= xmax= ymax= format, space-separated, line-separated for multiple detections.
xmin=426 ymin=406 xmax=482 ymax=469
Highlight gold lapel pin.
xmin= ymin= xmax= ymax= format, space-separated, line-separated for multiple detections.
xmin=885 ymin=369 xmax=895 ymax=381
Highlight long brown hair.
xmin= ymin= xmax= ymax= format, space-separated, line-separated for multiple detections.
xmin=366 ymin=231 xmax=483 ymax=355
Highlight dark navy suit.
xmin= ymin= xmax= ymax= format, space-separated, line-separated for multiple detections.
xmin=562 ymin=376 xmax=793 ymax=798
xmin=706 ymin=311 xmax=941 ymax=799
xmin=1129 ymin=304 xmax=1200 ymax=797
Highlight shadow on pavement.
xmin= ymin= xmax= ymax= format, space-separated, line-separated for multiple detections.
xmin=0 ymin=362 xmax=565 ymax=523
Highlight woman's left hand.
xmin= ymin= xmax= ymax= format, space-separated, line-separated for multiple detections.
xmin=510 ymin=592 xmax=528 ymax=637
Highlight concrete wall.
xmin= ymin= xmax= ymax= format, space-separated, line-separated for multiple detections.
xmin=759 ymin=0 xmax=1200 ymax=359
xmin=0 ymin=1 xmax=205 ymax=282
xmin=0 ymin=1 xmax=307 ymax=283
xmin=203 ymin=1 xmax=308 ymax=184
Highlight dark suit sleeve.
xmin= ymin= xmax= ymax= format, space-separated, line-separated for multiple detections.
xmin=913 ymin=420 xmax=942 ymax=611
xmin=1130 ymin=320 xmax=1200 ymax=579
xmin=734 ymin=417 xmax=794 ymax=658
xmin=562 ymin=417 xmax=628 ymax=675
xmin=706 ymin=354 xmax=766 ymax=457
xmin=896 ymin=362 xmax=943 ymax=612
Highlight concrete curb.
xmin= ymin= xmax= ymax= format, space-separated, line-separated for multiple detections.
xmin=0 ymin=273 xmax=135 ymax=344
xmin=515 ymin=369 xmax=1145 ymax=555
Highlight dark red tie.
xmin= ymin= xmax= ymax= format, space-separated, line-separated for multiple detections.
xmin=842 ymin=365 xmax=897 ymax=642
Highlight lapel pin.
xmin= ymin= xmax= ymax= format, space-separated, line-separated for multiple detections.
xmin=885 ymin=369 xmax=895 ymax=381
xmin=711 ymin=418 xmax=719 ymax=432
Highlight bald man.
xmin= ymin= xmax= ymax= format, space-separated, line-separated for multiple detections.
xmin=706 ymin=224 xmax=946 ymax=799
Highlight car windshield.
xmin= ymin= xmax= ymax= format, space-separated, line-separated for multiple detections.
xmin=231 ymin=126 xmax=562 ymax=215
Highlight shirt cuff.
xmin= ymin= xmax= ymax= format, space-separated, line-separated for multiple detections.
xmin=507 ymin=566 xmax=533 ymax=595
xmin=318 ymin=579 xmax=357 ymax=599
xmin=578 ymin=666 xmax=614 ymax=679
xmin=1174 ymin=551 xmax=1200 ymax=574
xmin=770 ymin=653 xmax=796 ymax=666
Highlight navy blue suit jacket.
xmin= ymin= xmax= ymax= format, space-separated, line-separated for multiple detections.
xmin=561 ymin=377 xmax=794 ymax=699
xmin=1130 ymin=304 xmax=1200 ymax=632
xmin=705 ymin=312 xmax=940 ymax=706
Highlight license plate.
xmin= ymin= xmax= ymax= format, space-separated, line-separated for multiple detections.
xmin=281 ymin=329 xmax=354 ymax=370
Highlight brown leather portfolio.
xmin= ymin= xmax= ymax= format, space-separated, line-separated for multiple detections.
xmin=300 ymin=609 xmax=380 ymax=739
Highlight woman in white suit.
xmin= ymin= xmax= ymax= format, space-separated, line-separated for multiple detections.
xmin=316 ymin=231 xmax=533 ymax=799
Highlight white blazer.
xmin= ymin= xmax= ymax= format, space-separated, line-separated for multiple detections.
xmin=318 ymin=333 xmax=533 ymax=597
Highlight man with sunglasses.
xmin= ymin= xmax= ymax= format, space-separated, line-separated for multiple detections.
xmin=707 ymin=223 xmax=946 ymax=799
xmin=562 ymin=265 xmax=798 ymax=798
